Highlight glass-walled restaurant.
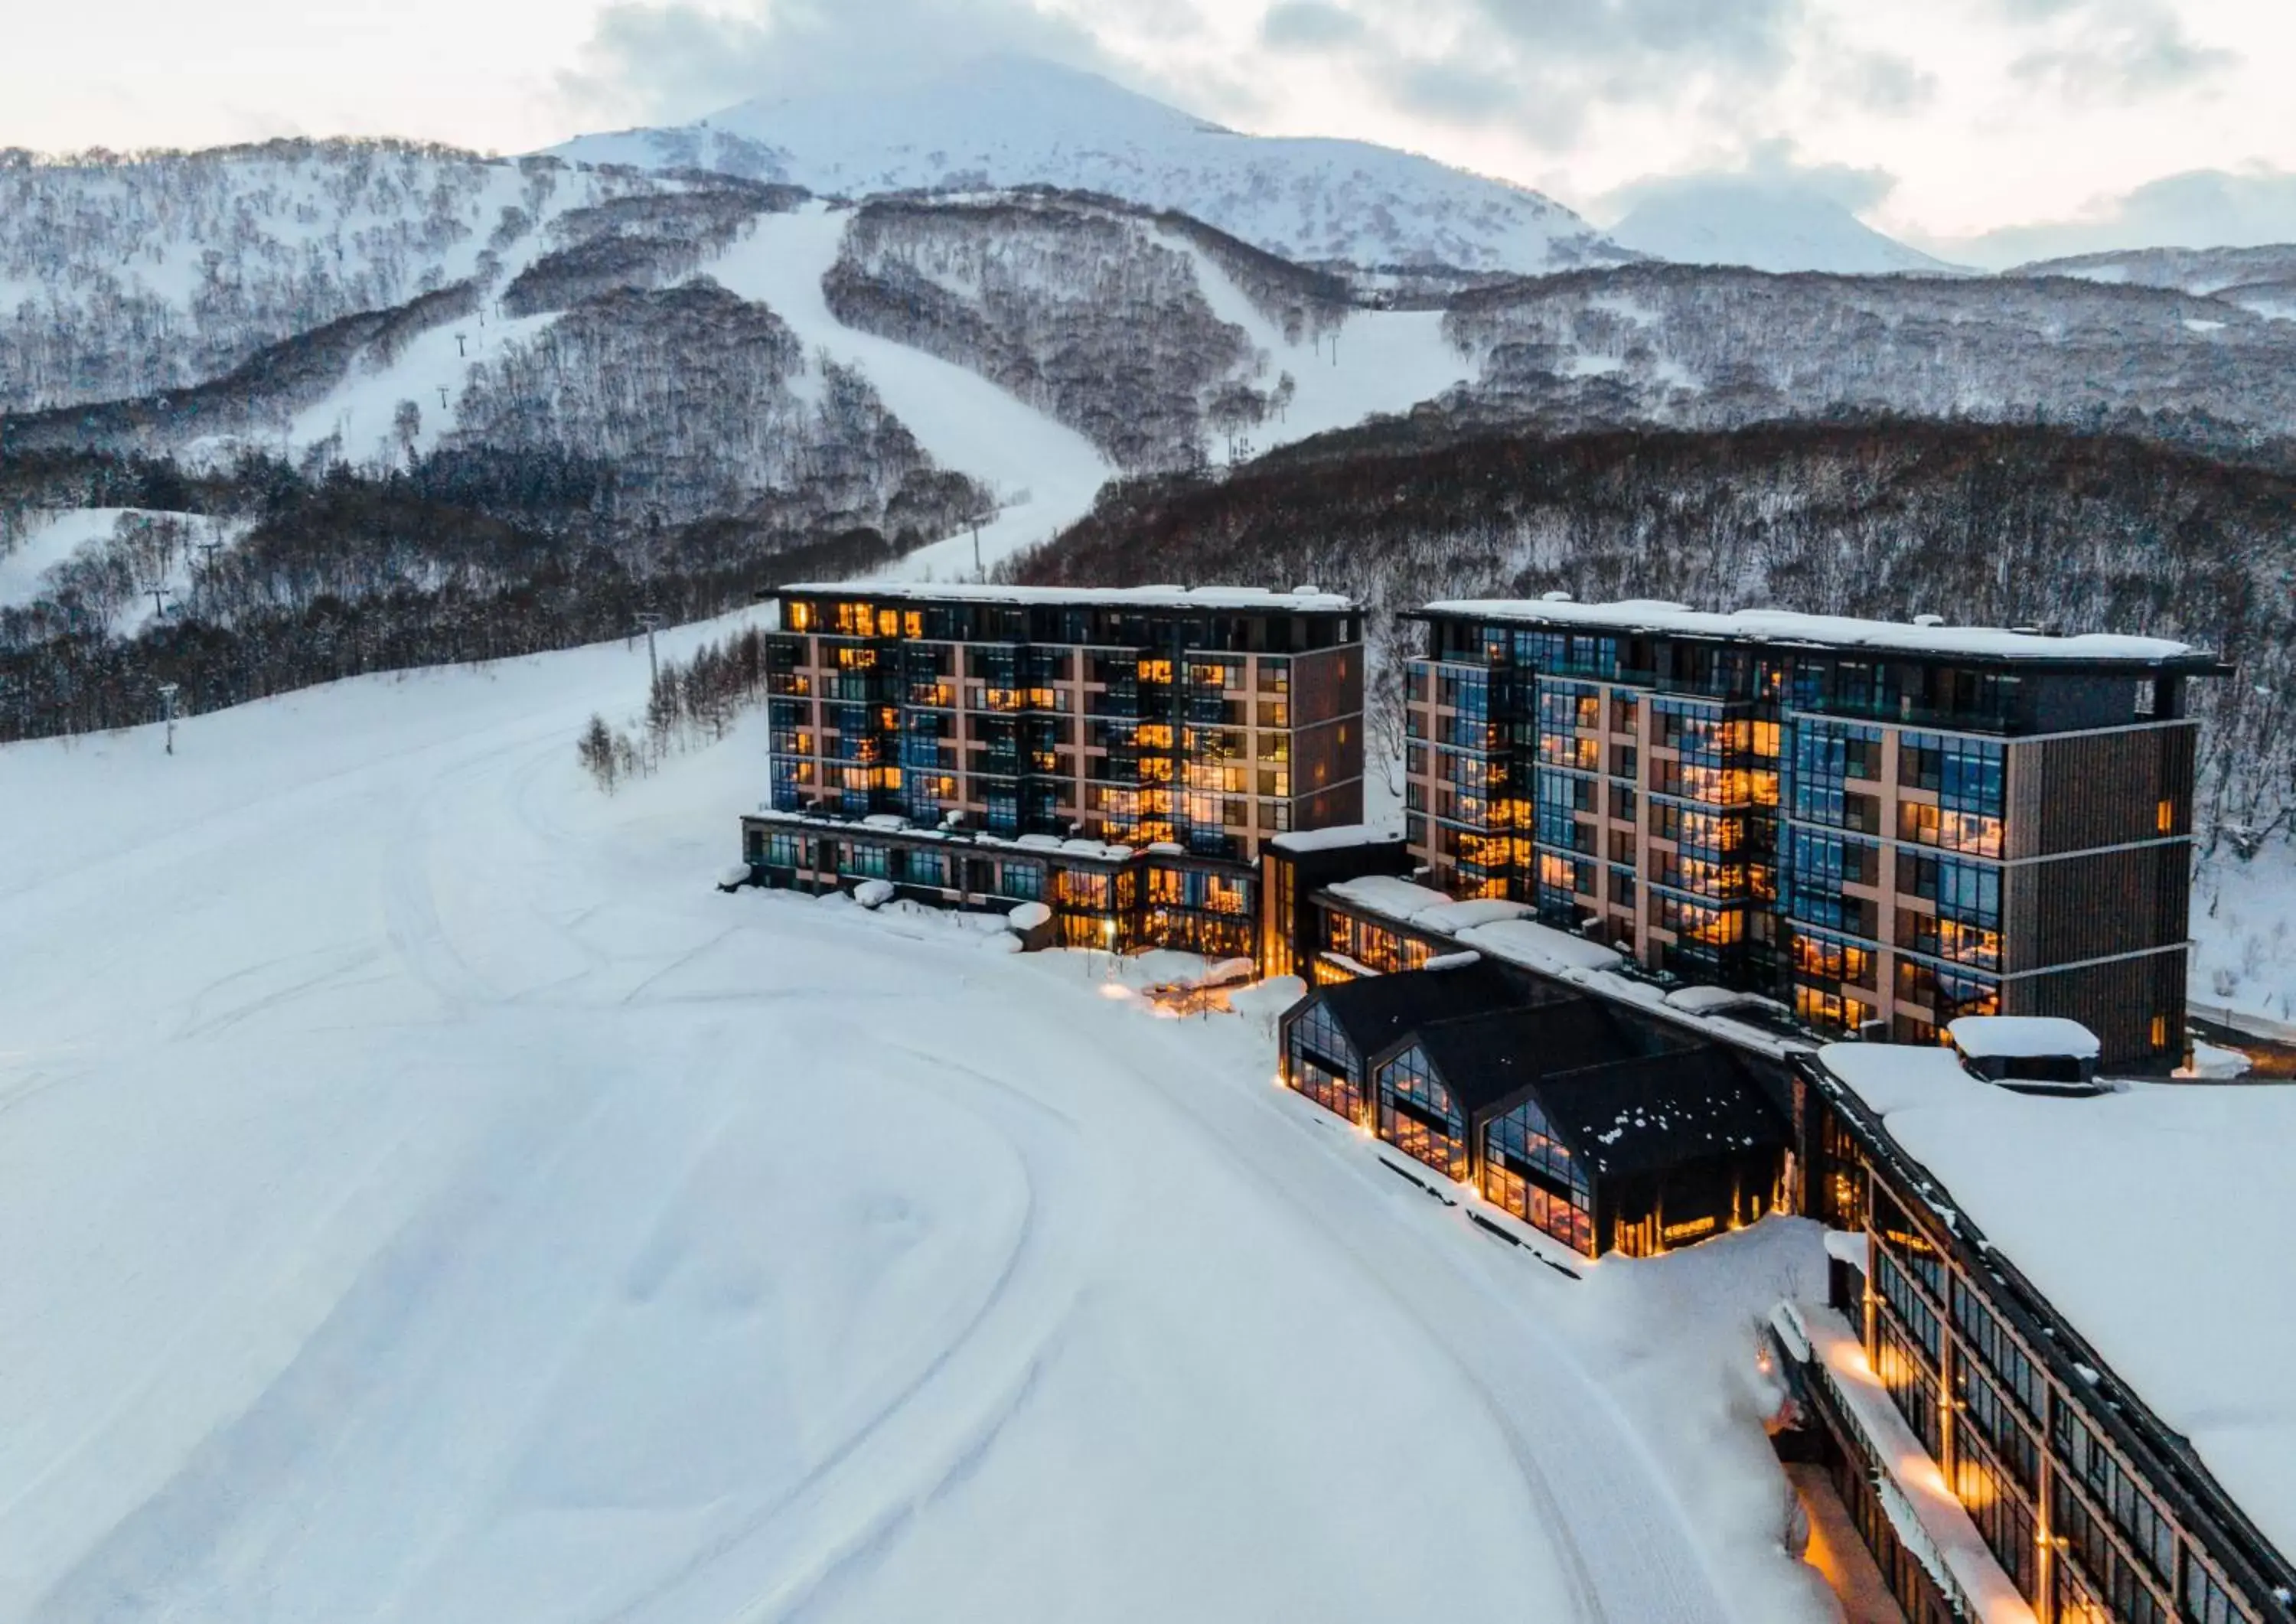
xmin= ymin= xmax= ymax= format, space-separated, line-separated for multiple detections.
xmin=1277 ymin=967 xmax=1788 ymax=1260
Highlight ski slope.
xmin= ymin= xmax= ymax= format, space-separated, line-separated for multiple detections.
xmin=1167 ymin=236 xmax=1473 ymax=456
xmin=0 ymin=509 xmax=132 ymax=611
xmin=706 ymin=205 xmax=1117 ymax=582
xmin=0 ymin=628 xmax=1831 ymax=1624
xmin=0 ymin=507 xmax=245 ymax=630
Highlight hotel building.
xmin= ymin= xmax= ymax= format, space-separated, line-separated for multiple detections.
xmin=747 ymin=582 xmax=1365 ymax=957
xmin=1779 ymin=1034 xmax=2296 ymax=1624
xmin=1402 ymin=599 xmax=2224 ymax=1069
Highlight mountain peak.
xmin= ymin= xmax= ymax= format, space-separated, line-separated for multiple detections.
xmin=551 ymin=54 xmax=1626 ymax=276
xmin=1606 ymin=174 xmax=1958 ymax=276
xmin=707 ymin=53 xmax=1234 ymax=155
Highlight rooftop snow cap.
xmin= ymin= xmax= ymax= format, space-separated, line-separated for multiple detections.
xmin=1949 ymin=1016 xmax=2103 ymax=1061
xmin=1948 ymin=1016 xmax=2104 ymax=1092
xmin=780 ymin=582 xmax=1358 ymax=613
xmin=1415 ymin=597 xmax=2213 ymax=667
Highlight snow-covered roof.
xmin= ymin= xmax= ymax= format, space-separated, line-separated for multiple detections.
xmin=1417 ymin=898 xmax=1534 ymax=932
xmin=1817 ymin=1042 xmax=2296 ymax=1561
xmin=1453 ymin=918 xmax=1625 ymax=976
xmin=1325 ymin=874 xmax=1455 ymax=921
xmin=1268 ymin=824 xmax=1410 ymax=855
xmin=1663 ymin=984 xmax=1786 ymax=1017
xmin=1417 ymin=597 xmax=2207 ymax=667
xmin=1317 ymin=874 xmax=1815 ymax=1058
xmin=748 ymin=810 xmax=1134 ymax=863
xmin=781 ymin=581 xmax=1358 ymax=614
xmin=1947 ymin=1016 xmax=2102 ymax=1060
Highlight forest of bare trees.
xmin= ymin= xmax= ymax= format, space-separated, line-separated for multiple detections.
xmin=1442 ymin=265 xmax=2296 ymax=470
xmin=578 ymin=624 xmax=771 ymax=791
xmin=0 ymin=439 xmax=980 ymax=744
xmin=823 ymin=194 xmax=1290 ymax=470
xmin=0 ymin=140 xmax=588 ymax=412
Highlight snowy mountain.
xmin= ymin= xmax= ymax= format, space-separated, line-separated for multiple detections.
xmin=2010 ymin=243 xmax=2296 ymax=320
xmin=0 ymin=140 xmax=690 ymax=415
xmin=553 ymin=55 xmax=1632 ymax=277
xmin=1603 ymin=177 xmax=1956 ymax=276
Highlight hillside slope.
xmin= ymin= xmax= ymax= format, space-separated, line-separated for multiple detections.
xmin=0 ymin=141 xmax=682 ymax=415
xmin=1443 ymin=264 xmax=2296 ymax=461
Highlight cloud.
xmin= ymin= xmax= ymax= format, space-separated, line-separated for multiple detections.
xmin=1256 ymin=0 xmax=1816 ymax=146
xmin=1259 ymin=2 xmax=1365 ymax=51
xmin=1935 ymin=167 xmax=2296 ymax=266
xmin=562 ymin=0 xmax=1113 ymax=125
xmin=1992 ymin=0 xmax=2236 ymax=103
xmin=1598 ymin=139 xmax=1900 ymax=223
xmin=1833 ymin=51 xmax=1936 ymax=116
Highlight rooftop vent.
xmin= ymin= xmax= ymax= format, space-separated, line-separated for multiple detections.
xmin=1912 ymin=613 xmax=1946 ymax=628
xmin=1293 ymin=583 xmax=1322 ymax=595
xmin=1541 ymin=590 xmax=1575 ymax=602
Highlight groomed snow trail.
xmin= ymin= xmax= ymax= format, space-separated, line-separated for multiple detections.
xmin=0 ymin=625 xmax=1805 ymax=1624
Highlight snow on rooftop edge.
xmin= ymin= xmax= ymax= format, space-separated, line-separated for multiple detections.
xmin=1418 ymin=597 xmax=2203 ymax=664
xmin=1817 ymin=1041 xmax=2296 ymax=1562
xmin=782 ymin=581 xmax=1358 ymax=612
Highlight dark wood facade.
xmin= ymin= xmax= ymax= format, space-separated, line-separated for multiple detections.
xmin=2008 ymin=723 xmax=2197 ymax=858
xmin=2004 ymin=951 xmax=2189 ymax=1070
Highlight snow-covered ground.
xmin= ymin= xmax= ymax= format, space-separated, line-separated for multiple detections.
xmin=0 ymin=508 xmax=131 ymax=611
xmin=0 ymin=625 xmax=1829 ymax=1623
xmin=2191 ymin=843 xmax=2296 ymax=1032
xmin=1169 ymin=235 xmax=1472 ymax=457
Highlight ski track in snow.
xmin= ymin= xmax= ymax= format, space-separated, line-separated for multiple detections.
xmin=0 ymin=621 xmax=1808 ymax=1624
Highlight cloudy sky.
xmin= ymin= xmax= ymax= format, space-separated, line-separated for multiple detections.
xmin=8 ymin=0 xmax=2294 ymax=261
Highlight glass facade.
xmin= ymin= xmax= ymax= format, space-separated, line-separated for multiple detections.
xmin=1375 ymin=1043 xmax=1468 ymax=1181
xmin=1322 ymin=907 xmax=1434 ymax=976
xmin=1284 ymin=1000 xmax=1363 ymax=1122
xmin=1953 ymin=1420 xmax=2038 ymax=1602
xmin=1406 ymin=605 xmax=2203 ymax=1066
xmin=1480 ymin=1096 xmax=1594 ymax=1254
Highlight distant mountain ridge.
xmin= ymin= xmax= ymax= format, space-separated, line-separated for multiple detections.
xmin=2009 ymin=243 xmax=2296 ymax=320
xmin=1605 ymin=177 xmax=1958 ymax=276
xmin=553 ymin=55 xmax=1634 ymax=278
